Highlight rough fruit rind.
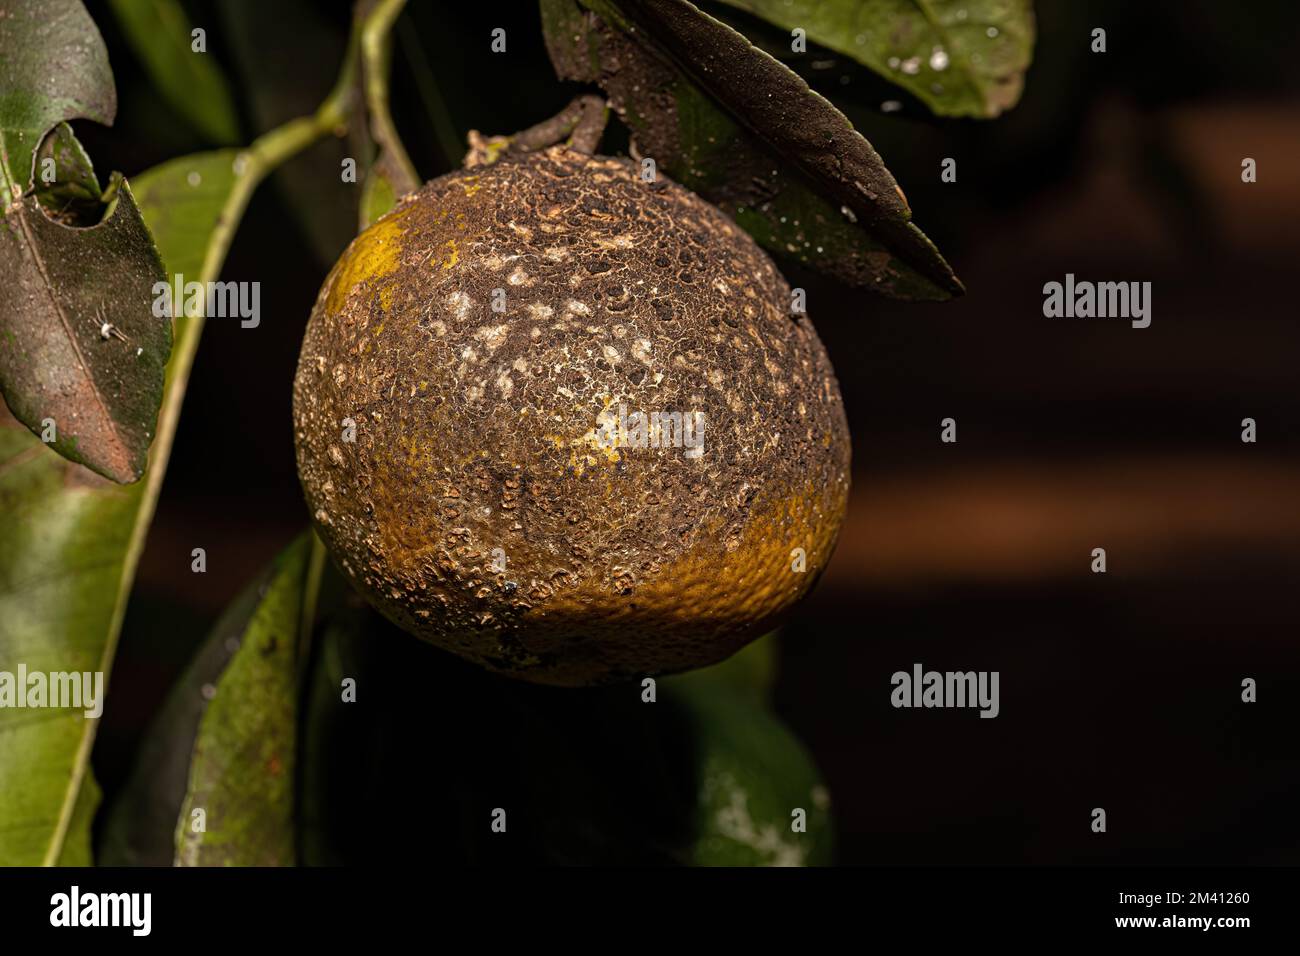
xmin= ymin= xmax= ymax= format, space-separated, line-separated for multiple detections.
xmin=293 ymin=146 xmax=850 ymax=685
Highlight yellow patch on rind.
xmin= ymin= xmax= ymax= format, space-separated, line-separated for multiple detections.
xmin=326 ymin=206 xmax=414 ymax=314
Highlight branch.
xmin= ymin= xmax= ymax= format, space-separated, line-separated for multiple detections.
xmin=360 ymin=0 xmax=419 ymax=197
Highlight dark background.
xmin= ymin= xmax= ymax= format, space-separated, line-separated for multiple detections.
xmin=83 ymin=0 xmax=1300 ymax=864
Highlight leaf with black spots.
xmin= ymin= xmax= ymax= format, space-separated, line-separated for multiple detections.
xmin=542 ymin=0 xmax=962 ymax=299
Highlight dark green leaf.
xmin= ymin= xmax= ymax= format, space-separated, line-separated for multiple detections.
xmin=0 ymin=0 xmax=114 ymax=197
xmin=102 ymin=534 xmax=316 ymax=866
xmin=0 ymin=176 xmax=170 ymax=482
xmin=717 ymin=0 xmax=1035 ymax=118
xmin=98 ymin=554 xmax=280 ymax=865
xmin=663 ymin=679 xmax=834 ymax=865
xmin=0 ymin=0 xmax=170 ymax=480
xmin=173 ymin=535 xmax=314 ymax=866
xmin=0 ymin=151 xmax=240 ymax=866
xmin=542 ymin=0 xmax=962 ymax=299
xmin=0 ymin=4 xmax=359 ymax=866
xmin=106 ymin=0 xmax=241 ymax=144
xmin=297 ymin=587 xmax=373 ymax=866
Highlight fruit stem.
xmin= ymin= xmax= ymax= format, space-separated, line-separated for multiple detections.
xmin=568 ymin=96 xmax=610 ymax=155
xmin=511 ymin=95 xmax=609 ymax=156
xmin=359 ymin=0 xmax=421 ymax=195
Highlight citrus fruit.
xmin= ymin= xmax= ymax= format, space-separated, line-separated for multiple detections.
xmin=292 ymin=146 xmax=850 ymax=685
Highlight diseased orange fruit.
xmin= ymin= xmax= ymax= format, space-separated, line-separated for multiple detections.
xmin=293 ymin=146 xmax=850 ymax=685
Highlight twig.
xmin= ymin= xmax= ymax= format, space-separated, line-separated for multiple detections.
xmin=360 ymin=0 xmax=419 ymax=196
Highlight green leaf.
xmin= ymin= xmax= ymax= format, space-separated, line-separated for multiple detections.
xmin=668 ymin=630 xmax=778 ymax=706
xmin=32 ymin=122 xmax=104 ymax=224
xmin=717 ymin=0 xmax=1035 ymax=118
xmin=0 ymin=0 xmax=171 ymax=481
xmin=542 ymin=0 xmax=962 ymax=299
xmin=173 ymin=535 xmax=315 ymax=867
xmin=102 ymin=534 xmax=318 ymax=866
xmin=0 ymin=409 xmax=141 ymax=866
xmin=131 ymin=150 xmax=240 ymax=280
xmin=664 ymin=680 xmax=833 ymax=865
xmin=0 ymin=152 xmax=238 ymax=866
xmin=106 ymin=0 xmax=241 ymax=144
xmin=0 ymin=0 xmax=115 ymax=198
xmin=0 ymin=176 xmax=170 ymax=482
xmin=0 ymin=7 xmax=370 ymax=869
xmin=98 ymin=543 xmax=287 ymax=865
xmin=54 ymin=773 xmax=100 ymax=866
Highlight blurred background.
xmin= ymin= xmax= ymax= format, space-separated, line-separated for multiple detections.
xmin=83 ymin=0 xmax=1300 ymax=863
